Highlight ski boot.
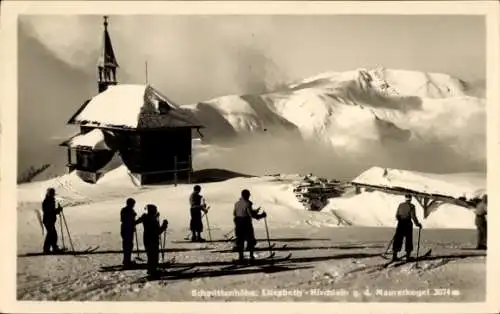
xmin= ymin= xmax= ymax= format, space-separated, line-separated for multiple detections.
xmin=392 ymin=252 xmax=400 ymax=262
xmin=404 ymin=252 xmax=413 ymax=262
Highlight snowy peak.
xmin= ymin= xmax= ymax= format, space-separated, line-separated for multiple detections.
xmin=366 ymin=67 xmax=469 ymax=99
xmin=291 ymin=67 xmax=472 ymax=99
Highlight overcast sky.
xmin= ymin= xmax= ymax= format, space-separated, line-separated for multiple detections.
xmin=21 ymin=14 xmax=485 ymax=104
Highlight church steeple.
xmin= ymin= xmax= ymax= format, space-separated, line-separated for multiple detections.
xmin=97 ymin=16 xmax=119 ymax=93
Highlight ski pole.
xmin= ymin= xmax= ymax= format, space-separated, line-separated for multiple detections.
xmin=134 ymin=229 xmax=140 ymax=259
xmin=59 ymin=214 xmax=66 ymax=250
xmin=383 ymin=234 xmax=395 ymax=257
xmin=159 ymin=235 xmax=163 ymax=263
xmin=61 ymin=211 xmax=75 ymax=253
xmin=35 ymin=209 xmax=44 ymax=236
xmin=162 ymin=231 xmax=166 ymax=262
xmin=415 ymin=227 xmax=422 ymax=268
xmin=205 ymin=212 xmax=212 ymax=242
xmin=263 ymin=215 xmax=273 ymax=257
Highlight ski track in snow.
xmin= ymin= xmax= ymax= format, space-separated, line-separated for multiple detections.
xmin=17 ymin=224 xmax=486 ymax=301
xmin=19 ymin=268 xmax=148 ymax=301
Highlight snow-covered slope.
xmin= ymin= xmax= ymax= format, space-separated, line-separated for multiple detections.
xmin=324 ymin=166 xmax=486 ymax=229
xmin=180 ymin=67 xmax=485 ymax=179
xmin=353 ymin=166 xmax=486 ymax=200
xmin=326 ymin=191 xmax=477 ymax=229
xmin=18 ymin=164 xmax=483 ymax=230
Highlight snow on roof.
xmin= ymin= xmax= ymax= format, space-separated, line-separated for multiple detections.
xmin=68 ymin=84 xmax=203 ymax=129
xmin=352 ymin=166 xmax=486 ymax=200
xmin=66 ymin=129 xmax=111 ymax=150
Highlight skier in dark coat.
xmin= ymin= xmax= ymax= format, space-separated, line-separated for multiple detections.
xmin=42 ymin=188 xmax=63 ymax=254
xmin=233 ymin=189 xmax=267 ymax=263
xmin=474 ymin=194 xmax=487 ymax=250
xmin=136 ymin=204 xmax=168 ymax=277
xmin=120 ymin=198 xmax=138 ymax=268
xmin=392 ymin=194 xmax=422 ymax=261
xmin=189 ymin=185 xmax=208 ymax=242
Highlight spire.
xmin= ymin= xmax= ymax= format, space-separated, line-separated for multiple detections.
xmin=97 ymin=16 xmax=119 ymax=93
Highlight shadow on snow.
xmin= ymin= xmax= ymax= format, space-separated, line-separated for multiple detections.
xmin=211 ymin=244 xmax=385 ymax=253
xmin=18 ymin=247 xmax=212 ymax=258
xmin=143 ymin=264 xmax=313 ymax=283
xmin=171 ymin=237 xmax=332 ymax=244
xmin=101 ymin=252 xmax=384 ymax=276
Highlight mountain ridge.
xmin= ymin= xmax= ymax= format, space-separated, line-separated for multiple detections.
xmin=182 ymin=67 xmax=485 ymax=179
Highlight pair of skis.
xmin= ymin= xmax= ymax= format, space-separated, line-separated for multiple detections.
xmin=100 ymin=257 xmax=177 ymax=272
xmin=380 ymin=248 xmax=432 ymax=269
xmin=183 ymin=206 xmax=212 ymax=241
xmin=224 ymin=252 xmax=293 ymax=270
xmin=134 ymin=227 xmax=169 ymax=263
xmin=229 ymin=242 xmax=288 ymax=252
xmin=59 ymin=211 xmax=100 ymax=257
xmin=40 ymin=245 xmax=100 ymax=256
xmin=224 ymin=216 xmax=292 ymax=270
xmin=36 ymin=205 xmax=99 ymax=256
xmin=132 ymin=264 xmax=198 ymax=283
xmin=377 ymin=227 xmax=432 ymax=270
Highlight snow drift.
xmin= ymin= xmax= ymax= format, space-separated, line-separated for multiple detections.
xmin=324 ymin=166 xmax=486 ymax=228
xmin=352 ymin=166 xmax=486 ymax=200
xmin=326 ymin=191 xmax=477 ymax=229
xmin=18 ymin=161 xmax=484 ymax=229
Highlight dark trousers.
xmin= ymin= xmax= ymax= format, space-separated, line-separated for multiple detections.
xmin=43 ymin=221 xmax=59 ymax=252
xmin=190 ymin=208 xmax=203 ymax=233
xmin=121 ymin=230 xmax=134 ymax=265
xmin=475 ymin=215 xmax=487 ymax=248
xmin=145 ymin=242 xmax=160 ymax=275
xmin=393 ymin=220 xmax=413 ymax=254
xmin=234 ymin=217 xmax=256 ymax=258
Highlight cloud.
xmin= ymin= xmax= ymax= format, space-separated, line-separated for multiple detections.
xmin=19 ymin=15 xmax=290 ymax=104
xmin=19 ymin=15 xmax=485 ymax=105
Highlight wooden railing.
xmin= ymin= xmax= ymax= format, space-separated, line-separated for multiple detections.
xmin=138 ymin=155 xmax=193 ymax=185
xmin=66 ymin=155 xmax=194 ymax=186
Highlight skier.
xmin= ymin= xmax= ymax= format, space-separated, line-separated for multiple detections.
xmin=474 ymin=194 xmax=487 ymax=250
xmin=189 ymin=185 xmax=208 ymax=242
xmin=120 ymin=198 xmax=138 ymax=268
xmin=392 ymin=194 xmax=422 ymax=261
xmin=233 ymin=189 xmax=267 ymax=263
xmin=42 ymin=188 xmax=63 ymax=254
xmin=136 ymin=204 xmax=168 ymax=278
